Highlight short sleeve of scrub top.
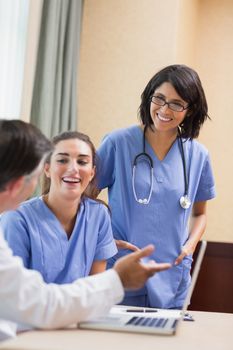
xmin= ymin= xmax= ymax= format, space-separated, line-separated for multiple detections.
xmin=1 ymin=211 xmax=30 ymax=268
xmin=97 ymin=136 xmax=116 ymax=189
xmin=92 ymin=203 xmax=117 ymax=260
xmin=194 ymin=154 xmax=216 ymax=202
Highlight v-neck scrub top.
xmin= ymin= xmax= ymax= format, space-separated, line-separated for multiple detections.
xmin=97 ymin=125 xmax=216 ymax=308
xmin=1 ymin=197 xmax=117 ymax=283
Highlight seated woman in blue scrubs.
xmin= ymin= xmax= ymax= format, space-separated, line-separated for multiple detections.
xmin=1 ymin=131 xmax=117 ymax=283
xmin=97 ymin=64 xmax=216 ymax=309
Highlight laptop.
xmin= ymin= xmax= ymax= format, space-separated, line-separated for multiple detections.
xmin=78 ymin=240 xmax=207 ymax=335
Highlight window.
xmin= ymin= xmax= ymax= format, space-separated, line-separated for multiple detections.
xmin=0 ymin=0 xmax=29 ymax=118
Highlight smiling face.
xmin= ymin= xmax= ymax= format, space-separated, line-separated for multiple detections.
xmin=44 ymin=138 xmax=95 ymax=201
xmin=150 ymin=82 xmax=189 ymax=135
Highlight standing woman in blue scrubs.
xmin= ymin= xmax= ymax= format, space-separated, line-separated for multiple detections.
xmin=97 ymin=64 xmax=216 ymax=309
xmin=2 ymin=131 xmax=117 ymax=283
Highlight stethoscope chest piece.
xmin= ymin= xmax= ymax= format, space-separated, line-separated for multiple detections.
xmin=138 ymin=198 xmax=149 ymax=205
xmin=179 ymin=195 xmax=191 ymax=209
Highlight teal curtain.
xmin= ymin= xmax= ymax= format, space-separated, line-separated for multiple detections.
xmin=30 ymin=0 xmax=83 ymax=138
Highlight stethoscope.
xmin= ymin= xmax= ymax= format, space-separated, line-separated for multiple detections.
xmin=132 ymin=126 xmax=191 ymax=209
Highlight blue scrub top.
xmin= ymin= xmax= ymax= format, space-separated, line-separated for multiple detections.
xmin=97 ymin=125 xmax=216 ymax=308
xmin=1 ymin=197 xmax=117 ymax=283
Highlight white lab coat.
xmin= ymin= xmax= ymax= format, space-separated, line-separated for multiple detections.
xmin=0 ymin=229 xmax=124 ymax=341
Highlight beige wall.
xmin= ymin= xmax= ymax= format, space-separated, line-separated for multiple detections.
xmin=78 ymin=0 xmax=233 ymax=243
xmin=196 ymin=0 xmax=233 ymax=242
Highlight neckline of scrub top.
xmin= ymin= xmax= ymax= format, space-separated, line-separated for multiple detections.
xmin=39 ymin=196 xmax=83 ymax=242
xmin=136 ymin=125 xmax=179 ymax=163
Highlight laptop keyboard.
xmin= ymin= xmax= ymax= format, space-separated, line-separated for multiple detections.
xmin=126 ymin=316 xmax=169 ymax=328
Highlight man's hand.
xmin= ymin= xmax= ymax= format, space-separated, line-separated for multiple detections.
xmin=113 ymin=245 xmax=171 ymax=290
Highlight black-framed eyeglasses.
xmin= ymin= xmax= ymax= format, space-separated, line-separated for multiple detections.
xmin=151 ymin=95 xmax=189 ymax=112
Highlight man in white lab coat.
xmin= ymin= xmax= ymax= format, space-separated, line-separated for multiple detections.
xmin=0 ymin=119 xmax=171 ymax=341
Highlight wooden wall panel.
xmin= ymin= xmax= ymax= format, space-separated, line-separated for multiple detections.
xmin=189 ymin=241 xmax=233 ymax=313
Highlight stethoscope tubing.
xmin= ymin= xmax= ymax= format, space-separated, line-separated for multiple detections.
xmin=177 ymin=128 xmax=188 ymax=197
xmin=132 ymin=156 xmax=154 ymax=205
xmin=132 ymin=126 xmax=191 ymax=209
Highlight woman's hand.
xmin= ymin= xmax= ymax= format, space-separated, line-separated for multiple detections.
xmin=174 ymin=201 xmax=207 ymax=266
xmin=115 ymin=239 xmax=140 ymax=252
xmin=174 ymin=242 xmax=194 ymax=265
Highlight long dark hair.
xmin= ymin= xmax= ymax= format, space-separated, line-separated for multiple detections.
xmin=138 ymin=64 xmax=209 ymax=139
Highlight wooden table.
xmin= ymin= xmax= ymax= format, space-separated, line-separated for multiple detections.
xmin=0 ymin=311 xmax=232 ymax=350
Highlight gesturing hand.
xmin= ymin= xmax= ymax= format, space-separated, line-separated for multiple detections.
xmin=113 ymin=245 xmax=171 ymax=290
